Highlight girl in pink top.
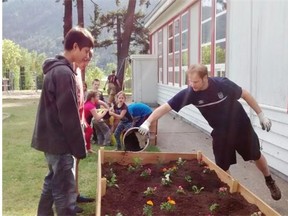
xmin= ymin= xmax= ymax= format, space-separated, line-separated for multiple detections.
xmin=84 ymin=91 xmax=108 ymax=153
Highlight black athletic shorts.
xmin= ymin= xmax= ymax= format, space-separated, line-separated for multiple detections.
xmin=211 ymin=124 xmax=261 ymax=171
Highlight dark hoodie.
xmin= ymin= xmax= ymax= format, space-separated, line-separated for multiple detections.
xmin=31 ymin=55 xmax=86 ymax=159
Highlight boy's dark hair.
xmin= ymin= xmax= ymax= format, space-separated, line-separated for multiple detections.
xmin=64 ymin=26 xmax=94 ymax=51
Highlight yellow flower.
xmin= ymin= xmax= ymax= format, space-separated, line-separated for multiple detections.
xmin=147 ymin=200 xmax=154 ymax=206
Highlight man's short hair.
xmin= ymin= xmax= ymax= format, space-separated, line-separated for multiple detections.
xmin=92 ymin=79 xmax=100 ymax=84
xmin=187 ymin=64 xmax=208 ymax=79
xmin=64 ymin=26 xmax=94 ymax=51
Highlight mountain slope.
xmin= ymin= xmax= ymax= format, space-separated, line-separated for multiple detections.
xmin=3 ymin=0 xmax=158 ymax=67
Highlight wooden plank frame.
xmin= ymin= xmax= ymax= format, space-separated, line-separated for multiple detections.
xmin=95 ymin=148 xmax=281 ymax=216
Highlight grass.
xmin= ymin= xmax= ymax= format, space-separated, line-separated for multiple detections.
xmin=2 ymin=98 xmax=160 ymax=216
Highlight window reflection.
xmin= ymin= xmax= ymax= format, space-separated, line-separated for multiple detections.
xmin=201 ymin=0 xmax=226 ymax=77
xmin=202 ymin=21 xmax=211 ymax=44
xmin=202 ymin=0 xmax=212 ymax=20
xmin=158 ymin=30 xmax=163 ymax=83
xmin=201 ymin=45 xmax=211 ymax=65
xmin=216 ymin=0 xmax=227 ymax=14
xmin=216 ymin=13 xmax=226 ymax=40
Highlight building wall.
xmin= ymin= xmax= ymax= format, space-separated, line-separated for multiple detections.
xmin=145 ymin=0 xmax=288 ymax=177
xmin=227 ymin=0 xmax=288 ymax=177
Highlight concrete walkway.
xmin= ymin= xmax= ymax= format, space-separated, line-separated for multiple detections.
xmin=156 ymin=112 xmax=288 ymax=215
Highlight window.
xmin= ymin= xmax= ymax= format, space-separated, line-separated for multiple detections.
xmin=174 ymin=19 xmax=180 ymax=85
xmin=166 ymin=13 xmax=190 ymax=86
xmin=201 ymin=0 xmax=226 ymax=77
xmin=181 ymin=12 xmax=189 ymax=86
xmin=157 ymin=29 xmax=163 ymax=83
xmin=201 ymin=0 xmax=212 ymax=76
xmin=168 ymin=23 xmax=174 ymax=84
xmin=215 ymin=0 xmax=226 ymax=76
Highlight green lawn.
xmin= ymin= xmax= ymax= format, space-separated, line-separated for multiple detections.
xmin=2 ymin=99 xmax=98 ymax=216
xmin=2 ymin=98 xmax=159 ymax=216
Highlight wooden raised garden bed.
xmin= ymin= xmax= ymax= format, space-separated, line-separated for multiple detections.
xmin=96 ymin=148 xmax=280 ymax=216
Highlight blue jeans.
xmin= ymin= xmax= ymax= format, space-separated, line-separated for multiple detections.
xmin=37 ymin=153 xmax=77 ymax=216
xmin=114 ymin=121 xmax=132 ymax=150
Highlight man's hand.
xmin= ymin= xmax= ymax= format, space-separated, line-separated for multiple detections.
xmin=258 ymin=112 xmax=272 ymax=132
xmin=139 ymin=120 xmax=151 ymax=135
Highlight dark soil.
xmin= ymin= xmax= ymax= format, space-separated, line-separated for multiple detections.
xmin=101 ymin=159 xmax=263 ymax=216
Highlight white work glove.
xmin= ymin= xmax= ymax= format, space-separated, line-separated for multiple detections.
xmin=257 ymin=112 xmax=272 ymax=132
xmin=138 ymin=120 xmax=151 ymax=135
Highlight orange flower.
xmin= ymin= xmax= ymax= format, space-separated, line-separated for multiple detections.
xmin=168 ymin=199 xmax=176 ymax=205
xmin=146 ymin=200 xmax=153 ymax=206
xmin=162 ymin=168 xmax=167 ymax=172
xmin=167 ymin=196 xmax=176 ymax=205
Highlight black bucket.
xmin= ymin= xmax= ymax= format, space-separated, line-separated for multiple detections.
xmin=123 ymin=127 xmax=150 ymax=152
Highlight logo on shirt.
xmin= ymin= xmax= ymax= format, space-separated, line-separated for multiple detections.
xmin=198 ymin=100 xmax=204 ymax=105
xmin=217 ymin=92 xmax=224 ymax=99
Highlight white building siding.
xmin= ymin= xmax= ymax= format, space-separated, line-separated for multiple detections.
xmin=189 ymin=1 xmax=200 ymax=64
xmin=227 ymin=0 xmax=288 ymax=176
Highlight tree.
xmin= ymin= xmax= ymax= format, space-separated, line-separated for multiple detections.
xmin=2 ymin=40 xmax=22 ymax=89
xmin=63 ymin=0 xmax=73 ymax=38
xmin=2 ymin=39 xmax=47 ymax=90
xmin=105 ymin=63 xmax=117 ymax=76
xmin=117 ymin=0 xmax=136 ymax=87
xmin=85 ymin=65 xmax=105 ymax=89
xmin=89 ymin=0 xmax=151 ymax=89
xmin=2 ymin=40 xmax=22 ymax=75
xmin=77 ymin=0 xmax=84 ymax=27
xmin=60 ymin=0 xmax=87 ymax=80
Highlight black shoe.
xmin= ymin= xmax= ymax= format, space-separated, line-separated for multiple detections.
xmin=266 ymin=180 xmax=281 ymax=200
xmin=74 ymin=205 xmax=84 ymax=213
xmin=77 ymin=195 xmax=95 ymax=203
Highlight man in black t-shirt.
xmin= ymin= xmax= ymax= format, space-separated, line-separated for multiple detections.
xmin=139 ymin=63 xmax=281 ymax=201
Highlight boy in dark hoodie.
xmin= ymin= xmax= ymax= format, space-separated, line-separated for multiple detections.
xmin=31 ymin=26 xmax=94 ymax=216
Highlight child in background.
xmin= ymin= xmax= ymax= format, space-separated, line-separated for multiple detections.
xmin=92 ymin=79 xmax=105 ymax=104
xmin=91 ymin=79 xmax=111 ymax=143
xmin=109 ymin=91 xmax=133 ymax=150
xmin=84 ymin=91 xmax=108 ymax=153
xmin=92 ymin=91 xmax=112 ymax=146
xmin=128 ymin=102 xmax=153 ymax=127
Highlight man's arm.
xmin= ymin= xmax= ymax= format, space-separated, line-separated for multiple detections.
xmin=91 ymin=108 xmax=108 ymax=121
xmin=241 ymin=88 xmax=272 ymax=131
xmin=98 ymin=99 xmax=109 ymax=109
xmin=139 ymin=103 xmax=172 ymax=135
xmin=241 ymin=89 xmax=262 ymax=114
